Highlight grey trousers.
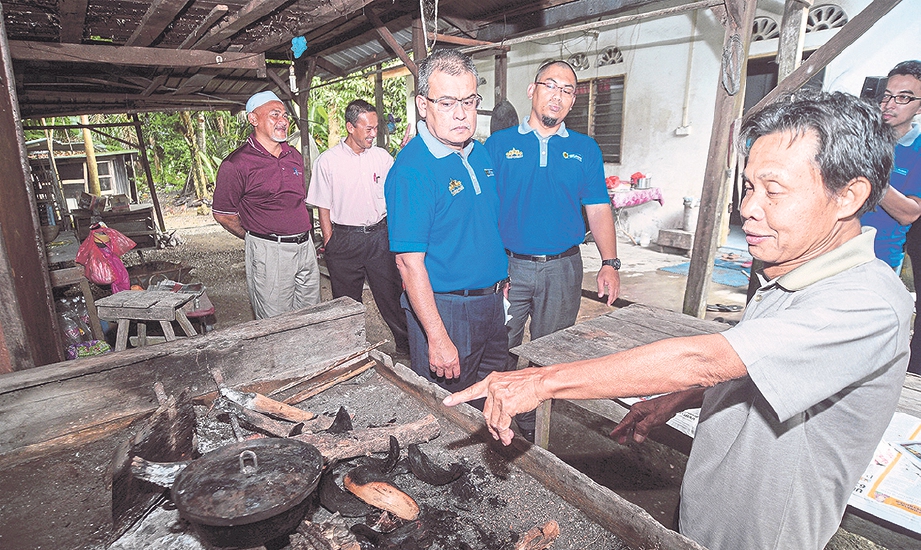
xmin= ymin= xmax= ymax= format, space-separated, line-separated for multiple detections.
xmin=506 ymin=252 xmax=583 ymax=430
xmin=244 ymin=233 xmax=321 ymax=319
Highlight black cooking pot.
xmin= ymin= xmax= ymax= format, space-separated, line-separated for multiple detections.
xmin=171 ymin=438 xmax=323 ymax=548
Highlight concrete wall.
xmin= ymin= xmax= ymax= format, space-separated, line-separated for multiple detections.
xmin=472 ymin=0 xmax=921 ymax=243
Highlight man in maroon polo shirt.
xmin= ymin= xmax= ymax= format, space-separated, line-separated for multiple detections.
xmin=212 ymin=91 xmax=321 ymax=319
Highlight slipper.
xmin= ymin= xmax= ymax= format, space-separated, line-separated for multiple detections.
xmin=706 ymin=304 xmax=743 ymax=312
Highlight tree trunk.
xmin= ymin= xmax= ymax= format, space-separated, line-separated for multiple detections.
xmin=179 ymin=111 xmax=208 ymax=200
xmin=80 ymin=114 xmax=101 ymax=196
xmin=195 ymin=113 xmax=209 ymax=198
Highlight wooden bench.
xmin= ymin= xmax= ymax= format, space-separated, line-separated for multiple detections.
xmin=95 ymin=290 xmax=197 ymax=351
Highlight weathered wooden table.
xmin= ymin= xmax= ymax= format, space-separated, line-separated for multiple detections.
xmin=513 ymin=302 xmax=921 ymax=549
xmin=512 ymin=303 xmax=725 ymax=449
xmin=95 ymin=290 xmax=198 ymax=351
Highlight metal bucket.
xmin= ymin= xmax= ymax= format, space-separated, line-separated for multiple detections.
xmin=636 ymin=177 xmax=651 ymax=189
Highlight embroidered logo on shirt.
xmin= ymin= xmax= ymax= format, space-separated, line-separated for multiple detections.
xmin=448 ymin=179 xmax=464 ymax=195
xmin=562 ymin=152 xmax=583 ymax=162
xmin=484 ymin=168 xmax=494 ymax=177
xmin=505 ymin=148 xmax=523 ymax=159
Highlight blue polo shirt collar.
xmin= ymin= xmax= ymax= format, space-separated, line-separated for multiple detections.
xmin=519 ymin=115 xmax=569 ymax=138
xmin=899 ymin=123 xmax=920 ymax=147
xmin=417 ymin=120 xmax=473 ymax=159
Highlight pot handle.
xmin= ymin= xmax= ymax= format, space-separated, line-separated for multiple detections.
xmin=239 ymin=450 xmax=258 ymax=476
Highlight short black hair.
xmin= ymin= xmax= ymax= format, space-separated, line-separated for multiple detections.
xmin=417 ymin=49 xmax=478 ymax=97
xmin=739 ymin=90 xmax=894 ymax=217
xmin=535 ymin=60 xmax=577 ymax=83
xmin=345 ymin=99 xmax=376 ymax=126
xmin=888 ymin=60 xmax=921 ymax=82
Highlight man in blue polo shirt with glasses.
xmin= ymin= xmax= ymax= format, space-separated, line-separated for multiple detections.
xmin=386 ymin=49 xmax=509 ymax=406
xmin=485 ymin=60 xmax=620 ymax=440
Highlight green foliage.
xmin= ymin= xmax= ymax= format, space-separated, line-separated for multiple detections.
xmin=309 ymin=68 xmax=410 ymax=156
xmin=25 ymin=68 xmax=409 ymax=198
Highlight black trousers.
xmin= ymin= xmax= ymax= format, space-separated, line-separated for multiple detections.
xmin=905 ymin=223 xmax=921 ymax=375
xmin=324 ymin=222 xmax=409 ymax=352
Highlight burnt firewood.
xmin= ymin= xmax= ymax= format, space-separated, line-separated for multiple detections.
xmin=406 ymin=443 xmax=464 ymax=486
xmin=318 ymin=464 xmax=373 ymax=518
xmin=326 ymin=406 xmax=353 ymax=434
xmin=212 ymin=396 xmax=303 ymax=437
xmin=292 ymin=414 xmax=440 ymax=462
xmin=343 ymin=465 xmax=420 ymax=521
xmin=514 ymin=520 xmax=561 ymax=550
xmin=361 ymin=435 xmax=400 ymax=474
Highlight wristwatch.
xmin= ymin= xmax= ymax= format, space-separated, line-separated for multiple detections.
xmin=601 ymin=258 xmax=621 ymax=270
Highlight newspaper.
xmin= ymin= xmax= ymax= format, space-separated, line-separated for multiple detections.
xmin=848 ymin=411 xmax=921 ymax=533
xmin=618 ymin=396 xmax=700 ymax=438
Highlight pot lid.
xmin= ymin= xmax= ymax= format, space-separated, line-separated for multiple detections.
xmin=171 ymin=438 xmax=323 ymax=526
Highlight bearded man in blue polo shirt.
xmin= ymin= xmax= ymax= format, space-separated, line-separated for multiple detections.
xmin=485 ymin=60 xmax=620 ymax=440
xmin=386 ymin=49 xmax=509 ymax=406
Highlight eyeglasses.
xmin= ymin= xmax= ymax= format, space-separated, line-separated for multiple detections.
xmin=425 ymin=94 xmax=482 ymax=112
xmin=535 ymin=80 xmax=576 ymax=97
xmin=879 ymin=93 xmax=921 ymax=105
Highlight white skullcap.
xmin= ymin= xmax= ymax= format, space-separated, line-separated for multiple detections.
xmin=246 ymin=91 xmax=282 ymax=113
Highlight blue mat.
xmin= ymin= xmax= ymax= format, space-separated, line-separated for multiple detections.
xmin=659 ymin=258 xmax=751 ymax=287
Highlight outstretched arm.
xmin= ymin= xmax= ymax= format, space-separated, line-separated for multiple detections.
xmin=444 ymin=333 xmax=745 ymax=445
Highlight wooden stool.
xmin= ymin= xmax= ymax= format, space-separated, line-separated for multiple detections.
xmin=95 ymin=290 xmax=198 ymax=351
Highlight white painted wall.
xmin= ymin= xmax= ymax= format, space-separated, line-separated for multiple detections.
xmin=475 ymin=0 xmax=921 ymax=243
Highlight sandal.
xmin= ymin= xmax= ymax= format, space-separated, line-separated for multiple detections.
xmin=706 ymin=304 xmax=743 ymax=312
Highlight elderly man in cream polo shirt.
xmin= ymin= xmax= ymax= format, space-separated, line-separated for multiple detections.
xmin=307 ymin=99 xmax=409 ymax=355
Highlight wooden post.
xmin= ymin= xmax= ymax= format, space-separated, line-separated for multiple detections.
xmin=682 ymin=0 xmax=758 ymax=319
xmin=131 ymin=114 xmax=165 ymax=232
xmin=295 ymin=56 xmax=317 ymax=189
xmin=375 ymin=63 xmax=387 ymax=148
xmin=80 ymin=114 xmax=101 ymax=196
xmin=412 ymin=18 xmax=427 ymax=124
xmin=495 ymin=51 xmax=508 ymax=105
xmin=776 ymin=0 xmax=812 ymax=79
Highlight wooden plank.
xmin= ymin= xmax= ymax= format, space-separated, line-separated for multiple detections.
xmin=191 ymin=0 xmax=290 ymax=50
xmin=125 ymin=0 xmax=194 ymax=47
xmin=744 ymin=0 xmax=904 ymax=122
xmin=178 ymin=4 xmax=229 ymax=49
xmin=367 ymin=9 xmax=418 ymax=78
xmin=0 ymin=297 xmax=366 ymax=454
xmin=58 ymin=0 xmax=89 ymax=43
xmin=8 ymin=41 xmax=266 ymax=72
xmin=370 ymin=354 xmax=708 ymax=550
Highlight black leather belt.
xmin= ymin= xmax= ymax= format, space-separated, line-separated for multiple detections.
xmin=333 ymin=218 xmax=386 ymax=233
xmin=442 ymin=278 xmax=510 ymax=297
xmin=506 ymin=245 xmax=579 ymax=262
xmin=247 ymin=230 xmax=312 ymax=244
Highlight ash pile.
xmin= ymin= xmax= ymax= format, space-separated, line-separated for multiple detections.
xmin=110 ymin=360 xmax=626 ymax=550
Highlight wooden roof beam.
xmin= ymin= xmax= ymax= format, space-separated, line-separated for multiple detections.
xmin=426 ymin=32 xmax=497 ymax=48
xmin=366 ymin=9 xmax=417 ymax=78
xmin=58 ymin=0 xmax=89 ymax=43
xmin=313 ymin=55 xmax=347 ymax=79
xmin=125 ymin=0 xmax=194 ymax=47
xmin=9 ymin=41 xmax=266 ymax=76
xmin=179 ymin=5 xmax=230 ymax=49
xmin=240 ymin=0 xmax=377 ymax=56
xmin=192 ymin=0 xmax=292 ymax=51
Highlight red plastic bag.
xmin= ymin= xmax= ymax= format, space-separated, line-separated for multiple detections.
xmin=75 ymin=227 xmax=136 ymax=287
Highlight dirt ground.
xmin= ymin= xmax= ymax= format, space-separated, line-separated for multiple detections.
xmin=116 ymin=202 xmax=885 ymax=550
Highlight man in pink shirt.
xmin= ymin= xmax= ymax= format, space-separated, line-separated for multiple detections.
xmin=307 ymin=99 xmax=409 ymax=354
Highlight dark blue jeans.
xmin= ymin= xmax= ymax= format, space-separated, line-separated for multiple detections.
xmin=402 ymin=291 xmax=509 ymax=410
